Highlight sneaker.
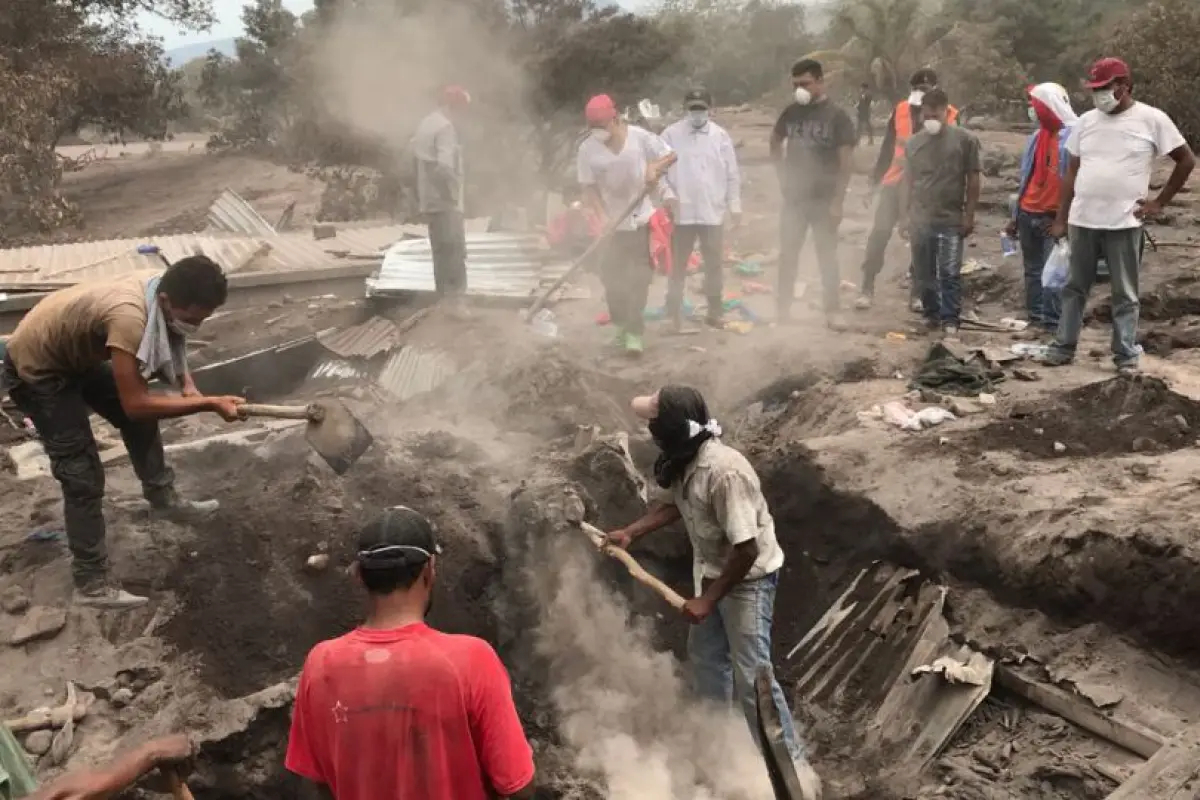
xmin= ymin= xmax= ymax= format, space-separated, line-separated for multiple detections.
xmin=624 ymin=332 xmax=645 ymax=356
xmin=793 ymin=759 xmax=823 ymax=800
xmin=74 ymin=583 xmax=149 ymax=610
xmin=704 ymin=314 xmax=725 ymax=330
xmin=909 ymin=297 xmax=924 ymax=313
xmin=853 ymin=294 xmax=872 ymax=311
xmin=149 ymin=491 xmax=220 ymax=521
xmin=610 ymin=327 xmax=627 ymax=349
xmin=941 ymin=324 xmax=960 ymax=339
xmin=826 ymin=312 xmax=848 ymax=332
xmin=1039 ymin=349 xmax=1074 ymax=367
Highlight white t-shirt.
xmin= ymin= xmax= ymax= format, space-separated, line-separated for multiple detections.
xmin=576 ymin=125 xmax=673 ymax=231
xmin=1067 ymin=102 xmax=1186 ymax=230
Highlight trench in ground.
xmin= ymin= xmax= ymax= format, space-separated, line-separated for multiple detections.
xmin=139 ymin=393 xmax=1200 ymax=797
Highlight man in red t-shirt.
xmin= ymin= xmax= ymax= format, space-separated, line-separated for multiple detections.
xmin=285 ymin=506 xmax=536 ymax=800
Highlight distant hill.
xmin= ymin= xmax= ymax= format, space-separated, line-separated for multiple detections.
xmin=166 ymin=38 xmax=237 ymax=66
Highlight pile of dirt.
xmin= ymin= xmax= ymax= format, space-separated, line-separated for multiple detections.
xmin=974 ymin=375 xmax=1200 ymax=458
xmin=1091 ymin=275 xmax=1200 ymax=323
xmin=494 ymin=351 xmax=642 ymax=438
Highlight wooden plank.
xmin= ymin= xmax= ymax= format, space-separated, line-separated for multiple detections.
xmin=1106 ymin=725 xmax=1200 ymax=799
xmin=995 ymin=666 xmax=1165 ymax=759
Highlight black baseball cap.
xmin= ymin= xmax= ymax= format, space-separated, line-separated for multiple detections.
xmin=356 ymin=506 xmax=442 ymax=570
xmin=684 ymin=87 xmax=712 ymax=110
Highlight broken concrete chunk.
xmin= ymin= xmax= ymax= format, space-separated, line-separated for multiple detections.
xmin=8 ymin=606 xmax=67 ymax=645
xmin=23 ymin=730 xmax=52 ymax=756
xmin=1053 ymin=442 xmax=1067 ymax=454
xmin=0 ymin=586 xmax=30 ymax=615
xmin=110 ymin=688 xmax=134 ymax=708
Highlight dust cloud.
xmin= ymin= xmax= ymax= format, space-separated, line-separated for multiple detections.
xmin=532 ymin=535 xmax=775 ymax=799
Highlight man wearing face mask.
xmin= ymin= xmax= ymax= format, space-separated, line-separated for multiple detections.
xmin=577 ymin=93 xmax=676 ymax=355
xmin=660 ymin=87 xmax=742 ymax=332
xmin=1042 ymin=58 xmax=1194 ymax=374
xmin=1005 ymin=83 xmax=1078 ymax=333
xmin=856 ymin=68 xmax=959 ymax=312
xmin=898 ymin=88 xmax=982 ymax=336
xmin=286 ymin=506 xmax=536 ymax=800
xmin=770 ymin=58 xmax=856 ymax=330
xmin=0 ymin=257 xmax=244 ymax=609
xmin=604 ymin=387 xmax=822 ymax=800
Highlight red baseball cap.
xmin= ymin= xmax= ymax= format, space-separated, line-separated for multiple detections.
xmin=1084 ymin=58 xmax=1130 ymax=89
xmin=442 ymin=85 xmax=471 ymax=108
xmin=585 ymin=94 xmax=617 ymax=126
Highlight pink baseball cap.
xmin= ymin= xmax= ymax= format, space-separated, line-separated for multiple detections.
xmin=1084 ymin=58 xmax=1130 ymax=89
xmin=585 ymin=94 xmax=618 ymax=126
xmin=443 ymin=85 xmax=471 ymax=108
xmin=631 ymin=391 xmax=660 ymax=420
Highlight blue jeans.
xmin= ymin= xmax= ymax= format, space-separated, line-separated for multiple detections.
xmin=687 ymin=571 xmax=802 ymax=761
xmin=910 ymin=225 xmax=964 ymax=324
xmin=1050 ymin=226 xmax=1142 ymax=368
xmin=1016 ymin=210 xmax=1061 ymax=329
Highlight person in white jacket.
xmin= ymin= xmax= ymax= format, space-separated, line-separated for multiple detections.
xmin=660 ymin=87 xmax=742 ymax=332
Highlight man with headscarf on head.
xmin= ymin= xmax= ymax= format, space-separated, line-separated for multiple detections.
xmin=1005 ymin=83 xmax=1078 ymax=333
xmin=605 ymin=387 xmax=822 ymax=800
xmin=286 ymin=506 xmax=536 ymax=800
xmin=412 ymin=85 xmax=472 ymax=317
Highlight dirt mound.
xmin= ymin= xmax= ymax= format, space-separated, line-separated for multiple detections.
xmin=496 ymin=351 xmax=642 ymax=438
xmin=162 ymin=432 xmax=509 ymax=698
xmin=974 ymin=375 xmax=1200 ymax=458
xmin=1092 ymin=276 xmax=1200 ymax=323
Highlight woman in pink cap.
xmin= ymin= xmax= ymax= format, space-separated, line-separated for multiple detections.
xmin=576 ymin=94 xmax=676 ymax=356
xmin=607 ymin=386 xmax=822 ymax=799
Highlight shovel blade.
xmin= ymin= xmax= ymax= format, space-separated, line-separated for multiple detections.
xmin=304 ymin=399 xmax=373 ymax=475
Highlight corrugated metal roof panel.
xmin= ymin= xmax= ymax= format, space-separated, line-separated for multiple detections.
xmin=307 ymin=358 xmax=371 ymax=383
xmin=367 ymin=233 xmax=571 ymax=299
xmin=316 ymin=317 xmax=401 ymax=359
xmin=376 ymin=346 xmax=455 ymax=402
xmin=206 ymin=189 xmax=277 ymax=237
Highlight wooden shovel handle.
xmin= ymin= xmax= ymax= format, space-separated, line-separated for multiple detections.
xmin=166 ymin=770 xmax=195 ymax=800
xmin=578 ymin=521 xmax=687 ymax=610
xmin=237 ymin=403 xmax=323 ymax=422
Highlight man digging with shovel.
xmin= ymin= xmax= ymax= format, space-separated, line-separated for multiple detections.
xmin=604 ymin=386 xmax=822 ymax=800
xmin=0 ymin=257 xmax=245 ymax=610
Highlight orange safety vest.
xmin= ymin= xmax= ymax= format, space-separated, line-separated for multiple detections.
xmin=882 ymin=100 xmax=959 ymax=186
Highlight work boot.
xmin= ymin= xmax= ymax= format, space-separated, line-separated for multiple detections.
xmin=853 ymin=293 xmax=872 ymax=311
xmin=793 ymin=760 xmax=823 ymax=800
xmin=826 ymin=312 xmax=848 ymax=332
xmin=74 ymin=581 xmax=149 ymax=610
xmin=909 ymin=297 xmax=923 ymax=314
xmin=149 ymin=489 xmax=219 ymax=521
xmin=624 ymin=332 xmax=645 ymax=356
xmin=704 ymin=313 xmax=725 ymax=330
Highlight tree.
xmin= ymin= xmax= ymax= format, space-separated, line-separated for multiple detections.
xmin=1110 ymin=0 xmax=1200 ymax=146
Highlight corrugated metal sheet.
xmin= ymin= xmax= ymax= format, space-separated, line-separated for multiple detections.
xmin=317 ymin=317 xmax=401 ymax=359
xmin=367 ymin=233 xmax=571 ymax=299
xmin=376 ymin=346 xmax=455 ymax=402
xmin=207 ymin=189 xmax=277 ymax=236
xmin=307 ymin=358 xmax=371 ymax=383
xmin=0 ymin=224 xmax=417 ymax=287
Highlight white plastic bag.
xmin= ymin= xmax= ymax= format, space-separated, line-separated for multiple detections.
xmin=1042 ymin=240 xmax=1070 ymax=291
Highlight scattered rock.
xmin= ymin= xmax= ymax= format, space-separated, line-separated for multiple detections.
xmin=110 ymin=687 xmax=134 ymax=708
xmin=23 ymin=730 xmax=52 ymax=756
xmin=1012 ymin=368 xmax=1041 ymax=382
xmin=305 ymin=554 xmax=330 ymax=572
xmin=8 ymin=606 xmax=67 ymax=645
xmin=1129 ymin=463 xmax=1151 ymax=479
xmin=1053 ymin=442 xmax=1067 ymax=454
xmin=1175 ymin=414 xmax=1190 ymax=432
xmin=978 ymin=393 xmax=997 ymax=406
xmin=947 ymin=398 xmax=984 ymax=416
xmin=0 ymin=586 xmax=30 ymax=615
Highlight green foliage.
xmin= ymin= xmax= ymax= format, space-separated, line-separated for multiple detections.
xmin=1110 ymin=0 xmax=1200 ymax=146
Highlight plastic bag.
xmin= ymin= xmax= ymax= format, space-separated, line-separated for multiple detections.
xmin=1042 ymin=240 xmax=1070 ymax=291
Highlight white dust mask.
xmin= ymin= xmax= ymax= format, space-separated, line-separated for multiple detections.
xmin=688 ymin=109 xmax=709 ymax=128
xmin=923 ymin=119 xmax=943 ymax=135
xmin=1092 ymin=90 xmax=1119 ymax=114
xmin=1027 ymin=106 xmax=1038 ymax=123
xmin=169 ymin=319 xmax=200 ymax=337
xmin=908 ymin=90 xmax=925 ymax=106
xmin=793 ymin=87 xmax=813 ymax=106
xmin=590 ymin=128 xmax=612 ymax=143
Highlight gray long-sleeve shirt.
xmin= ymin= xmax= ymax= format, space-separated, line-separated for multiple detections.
xmin=412 ymin=109 xmax=463 ymax=214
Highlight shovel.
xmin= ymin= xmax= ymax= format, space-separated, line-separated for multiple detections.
xmin=166 ymin=770 xmax=195 ymax=800
xmin=577 ymin=520 xmax=686 ymax=610
xmin=237 ymin=400 xmax=373 ymax=475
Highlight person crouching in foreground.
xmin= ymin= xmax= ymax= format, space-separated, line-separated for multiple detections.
xmin=0 ymin=256 xmax=245 ymax=609
xmin=604 ymin=387 xmax=822 ymax=799
xmin=286 ymin=506 xmax=536 ymax=800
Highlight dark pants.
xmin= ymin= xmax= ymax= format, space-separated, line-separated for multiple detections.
xmin=860 ymin=182 xmax=914 ymax=298
xmin=1051 ymin=226 xmax=1142 ymax=368
xmin=778 ymin=200 xmax=841 ymax=315
xmin=427 ymin=209 xmax=467 ymax=295
xmin=601 ymin=227 xmax=653 ymax=336
xmin=1015 ymin=210 xmax=1061 ymax=329
xmin=910 ymin=224 xmax=964 ymax=325
xmin=667 ymin=224 xmax=724 ymax=323
xmin=857 ymin=116 xmax=873 ymax=145
xmin=2 ymin=358 xmax=174 ymax=589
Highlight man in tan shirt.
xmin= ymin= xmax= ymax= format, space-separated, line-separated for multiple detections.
xmin=1 ymin=256 xmax=245 ymax=609
xmin=604 ymin=386 xmax=821 ymax=799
